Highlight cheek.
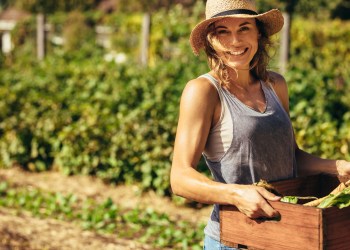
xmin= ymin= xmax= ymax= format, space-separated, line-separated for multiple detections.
xmin=249 ymin=36 xmax=259 ymax=51
xmin=219 ymin=34 xmax=232 ymax=43
xmin=211 ymin=37 xmax=229 ymax=53
xmin=214 ymin=36 xmax=227 ymax=48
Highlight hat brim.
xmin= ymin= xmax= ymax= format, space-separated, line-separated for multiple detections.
xmin=190 ymin=9 xmax=284 ymax=55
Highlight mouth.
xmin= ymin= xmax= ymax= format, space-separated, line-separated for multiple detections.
xmin=226 ymin=48 xmax=248 ymax=56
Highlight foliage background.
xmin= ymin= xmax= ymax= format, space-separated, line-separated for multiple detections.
xmin=0 ymin=1 xmax=349 ymax=197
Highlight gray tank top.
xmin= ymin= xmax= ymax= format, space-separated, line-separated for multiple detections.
xmin=200 ymin=73 xmax=297 ymax=241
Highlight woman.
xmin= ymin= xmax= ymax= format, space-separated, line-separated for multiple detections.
xmin=170 ymin=0 xmax=350 ymax=249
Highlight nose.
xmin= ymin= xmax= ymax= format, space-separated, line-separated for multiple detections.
xmin=229 ymin=32 xmax=241 ymax=45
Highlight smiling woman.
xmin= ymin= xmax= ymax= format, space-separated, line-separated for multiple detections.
xmin=209 ymin=18 xmax=259 ymax=70
xmin=170 ymin=0 xmax=350 ymax=249
xmin=204 ymin=16 xmax=272 ymax=89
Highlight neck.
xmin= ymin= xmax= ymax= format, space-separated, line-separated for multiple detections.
xmin=226 ymin=67 xmax=254 ymax=88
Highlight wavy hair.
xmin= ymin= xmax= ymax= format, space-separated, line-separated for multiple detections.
xmin=204 ymin=19 xmax=273 ymax=87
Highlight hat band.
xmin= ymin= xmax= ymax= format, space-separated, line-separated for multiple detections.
xmin=211 ymin=9 xmax=258 ymax=18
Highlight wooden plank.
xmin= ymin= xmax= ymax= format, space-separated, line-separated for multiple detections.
xmin=220 ymin=202 xmax=322 ymax=250
xmin=319 ymin=175 xmax=344 ymax=197
xmin=325 ymin=240 xmax=350 ymax=250
xmin=271 ymin=175 xmax=321 ymax=197
xmin=323 ymin=206 xmax=350 ymax=250
xmin=220 ymin=175 xmax=350 ymax=249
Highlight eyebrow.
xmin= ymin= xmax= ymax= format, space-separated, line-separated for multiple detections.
xmin=215 ymin=21 xmax=253 ymax=29
xmin=239 ymin=21 xmax=252 ymax=27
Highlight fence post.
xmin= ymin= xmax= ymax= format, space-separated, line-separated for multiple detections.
xmin=140 ymin=12 xmax=150 ymax=66
xmin=37 ymin=13 xmax=45 ymax=60
xmin=279 ymin=12 xmax=290 ymax=75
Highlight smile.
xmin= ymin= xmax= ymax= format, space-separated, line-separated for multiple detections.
xmin=227 ymin=48 xmax=248 ymax=56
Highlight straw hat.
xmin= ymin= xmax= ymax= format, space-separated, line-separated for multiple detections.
xmin=190 ymin=0 xmax=284 ymax=55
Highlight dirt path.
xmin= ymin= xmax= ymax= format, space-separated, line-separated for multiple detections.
xmin=0 ymin=208 xmax=153 ymax=250
xmin=0 ymin=167 xmax=211 ymax=223
xmin=0 ymin=167 xmax=211 ymax=249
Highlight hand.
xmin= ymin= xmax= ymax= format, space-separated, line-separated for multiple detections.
xmin=231 ymin=185 xmax=281 ymax=219
xmin=336 ymin=160 xmax=350 ymax=176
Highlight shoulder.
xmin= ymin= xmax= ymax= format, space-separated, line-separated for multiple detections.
xmin=179 ymin=76 xmax=221 ymax=125
xmin=267 ymin=71 xmax=287 ymax=90
xmin=267 ymin=71 xmax=290 ymax=113
xmin=181 ymin=76 xmax=220 ymax=105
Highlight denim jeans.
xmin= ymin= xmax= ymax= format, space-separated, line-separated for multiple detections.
xmin=203 ymin=235 xmax=239 ymax=250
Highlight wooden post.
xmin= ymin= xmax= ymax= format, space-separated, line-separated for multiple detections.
xmin=37 ymin=13 xmax=45 ymax=60
xmin=279 ymin=12 xmax=290 ymax=75
xmin=2 ymin=31 xmax=13 ymax=54
xmin=140 ymin=12 xmax=150 ymax=66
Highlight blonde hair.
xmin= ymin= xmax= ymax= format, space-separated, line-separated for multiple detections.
xmin=204 ymin=19 xmax=273 ymax=87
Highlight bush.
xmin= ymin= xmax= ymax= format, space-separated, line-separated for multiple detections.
xmin=287 ymin=18 xmax=350 ymax=159
xmin=0 ymin=6 xmax=349 ymax=195
xmin=0 ymin=44 xmax=207 ymax=194
xmin=62 ymin=11 xmax=94 ymax=52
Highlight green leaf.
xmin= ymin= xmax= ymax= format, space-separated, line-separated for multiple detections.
xmin=318 ymin=187 xmax=350 ymax=209
xmin=280 ymin=196 xmax=299 ymax=204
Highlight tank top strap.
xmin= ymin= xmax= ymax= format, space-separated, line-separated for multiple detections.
xmin=260 ymin=80 xmax=288 ymax=114
xmin=198 ymin=73 xmax=221 ymax=91
xmin=198 ymin=73 xmax=232 ymax=102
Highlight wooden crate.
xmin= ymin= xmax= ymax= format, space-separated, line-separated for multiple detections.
xmin=220 ymin=174 xmax=350 ymax=250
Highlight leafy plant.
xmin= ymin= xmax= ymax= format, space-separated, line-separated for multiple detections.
xmin=318 ymin=187 xmax=350 ymax=209
xmin=0 ymin=9 xmax=349 ymax=196
xmin=0 ymin=181 xmax=205 ymax=249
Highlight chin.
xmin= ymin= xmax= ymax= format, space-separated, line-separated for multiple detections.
xmin=225 ymin=62 xmax=250 ymax=71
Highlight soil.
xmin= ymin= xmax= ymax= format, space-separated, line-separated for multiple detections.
xmin=0 ymin=167 xmax=211 ymax=250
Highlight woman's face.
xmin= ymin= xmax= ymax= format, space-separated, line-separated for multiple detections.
xmin=213 ymin=17 xmax=260 ymax=70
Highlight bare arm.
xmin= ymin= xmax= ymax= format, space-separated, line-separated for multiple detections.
xmin=170 ymin=77 xmax=280 ymax=218
xmin=269 ymin=71 xmax=350 ymax=176
xmin=171 ymin=78 xmax=234 ymax=204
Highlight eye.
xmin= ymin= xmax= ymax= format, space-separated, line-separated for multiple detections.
xmin=239 ymin=26 xmax=250 ymax=32
xmin=216 ymin=29 xmax=229 ymax=35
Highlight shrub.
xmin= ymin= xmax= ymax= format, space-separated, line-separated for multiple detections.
xmin=287 ymin=18 xmax=350 ymax=159
xmin=62 ymin=11 xmax=94 ymax=52
xmin=0 ymin=7 xmax=349 ymax=195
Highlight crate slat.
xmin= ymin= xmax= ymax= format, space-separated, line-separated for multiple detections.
xmin=220 ymin=174 xmax=350 ymax=250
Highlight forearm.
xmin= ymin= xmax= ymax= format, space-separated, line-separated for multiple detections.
xmin=170 ymin=165 xmax=235 ymax=205
xmin=170 ymin=163 xmax=281 ymax=218
xmin=295 ymin=147 xmax=339 ymax=176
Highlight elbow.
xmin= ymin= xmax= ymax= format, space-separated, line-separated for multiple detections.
xmin=170 ymin=171 xmax=181 ymax=196
xmin=170 ymin=168 xmax=186 ymax=197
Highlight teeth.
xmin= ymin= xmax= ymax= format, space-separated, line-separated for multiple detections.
xmin=228 ymin=49 xmax=246 ymax=56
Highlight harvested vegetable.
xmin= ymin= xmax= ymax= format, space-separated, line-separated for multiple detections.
xmin=304 ymin=181 xmax=350 ymax=207
xmin=280 ymin=196 xmax=298 ymax=204
xmin=256 ymin=178 xmax=350 ymax=208
xmin=280 ymin=196 xmax=318 ymax=204
xmin=304 ymin=182 xmax=347 ymax=207
xmin=317 ymin=186 xmax=350 ymax=209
